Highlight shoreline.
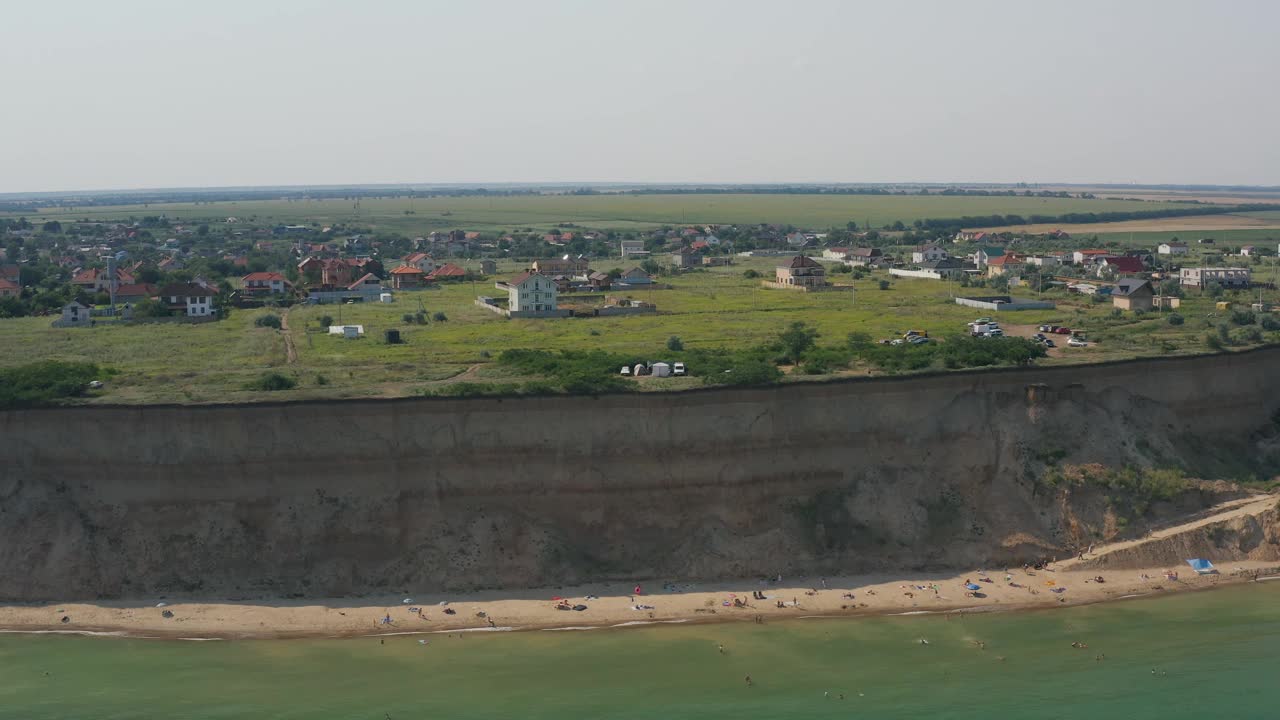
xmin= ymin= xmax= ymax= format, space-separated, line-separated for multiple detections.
xmin=1 ymin=561 xmax=1274 ymax=641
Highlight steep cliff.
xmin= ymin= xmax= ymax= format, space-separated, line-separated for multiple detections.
xmin=2 ymin=348 xmax=1279 ymax=601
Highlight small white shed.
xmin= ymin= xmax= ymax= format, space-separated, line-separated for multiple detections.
xmin=651 ymin=362 xmax=671 ymax=377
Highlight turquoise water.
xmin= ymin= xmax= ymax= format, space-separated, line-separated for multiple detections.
xmin=0 ymin=584 xmax=1276 ymax=719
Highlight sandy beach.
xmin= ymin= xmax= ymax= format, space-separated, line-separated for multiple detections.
xmin=1 ymin=560 xmax=1275 ymax=640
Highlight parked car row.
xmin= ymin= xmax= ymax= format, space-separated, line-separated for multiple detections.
xmin=1038 ymin=324 xmax=1073 ymax=335
xmin=621 ymin=361 xmax=686 ymax=377
xmin=882 ymin=330 xmax=933 ymax=346
xmin=1031 ymin=333 xmax=1057 ymax=348
xmin=969 ymin=318 xmax=1003 ymax=338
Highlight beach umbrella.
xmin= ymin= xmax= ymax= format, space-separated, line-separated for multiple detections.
xmin=964 ymin=583 xmax=982 ymax=591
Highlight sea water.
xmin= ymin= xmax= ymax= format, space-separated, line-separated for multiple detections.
xmin=0 ymin=583 xmax=1275 ymax=719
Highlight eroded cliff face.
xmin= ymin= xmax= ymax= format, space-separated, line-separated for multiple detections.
xmin=2 ymin=349 xmax=1279 ymax=601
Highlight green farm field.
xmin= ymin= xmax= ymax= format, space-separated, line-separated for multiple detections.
xmin=6 ymin=257 xmax=1276 ymax=404
xmin=1 ymin=194 xmax=1198 ymax=234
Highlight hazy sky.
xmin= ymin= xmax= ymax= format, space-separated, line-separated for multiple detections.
xmin=4 ymin=0 xmax=1279 ymax=192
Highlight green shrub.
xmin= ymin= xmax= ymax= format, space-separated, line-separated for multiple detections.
xmin=1167 ymin=313 xmax=1184 ymax=326
xmin=255 ymin=314 xmax=282 ymax=329
xmin=666 ymin=335 xmax=684 ymax=352
xmin=0 ymin=361 xmax=101 ymax=408
xmin=878 ymin=280 xmax=891 ymax=290
xmin=432 ymin=311 xmax=448 ymax=322
xmin=245 ymin=372 xmax=296 ymax=391
xmin=402 ymin=313 xmax=415 ymax=323
xmin=1262 ymin=315 xmax=1280 ymax=331
xmin=742 ymin=269 xmax=760 ymax=279
xmin=315 ymin=374 xmax=329 ymax=386
xmin=1231 ymin=309 xmax=1257 ymax=326
xmin=318 ymin=315 xmax=333 ymax=328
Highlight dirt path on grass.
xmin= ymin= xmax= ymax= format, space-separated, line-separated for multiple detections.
xmin=281 ymin=309 xmax=298 ymax=364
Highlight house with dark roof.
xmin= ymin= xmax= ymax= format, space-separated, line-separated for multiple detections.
xmin=157 ymin=282 xmax=216 ymax=317
xmin=1112 ymin=279 xmax=1154 ymax=311
xmin=670 ymin=246 xmax=701 ymax=269
xmin=617 ymin=267 xmax=653 ymax=286
xmin=973 ymin=246 xmax=1006 ymax=267
xmin=1095 ymin=256 xmax=1145 ymax=277
xmin=773 ymin=255 xmax=827 ymax=288
xmin=588 ymin=271 xmax=612 ymax=290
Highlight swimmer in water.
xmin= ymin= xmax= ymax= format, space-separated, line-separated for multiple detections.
xmin=744 ymin=675 xmax=753 ymax=687
xmin=718 ymin=643 xmax=724 ymax=654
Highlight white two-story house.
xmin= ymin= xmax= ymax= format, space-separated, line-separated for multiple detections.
xmin=911 ymin=244 xmax=948 ymax=264
xmin=158 ymin=282 xmax=216 ymax=317
xmin=500 ymin=271 xmax=558 ymax=312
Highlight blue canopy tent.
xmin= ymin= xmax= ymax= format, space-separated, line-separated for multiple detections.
xmin=964 ymin=583 xmax=982 ymax=591
xmin=1186 ymin=559 xmax=1217 ymax=575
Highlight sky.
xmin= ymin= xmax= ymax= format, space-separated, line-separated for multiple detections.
xmin=3 ymin=0 xmax=1279 ymax=192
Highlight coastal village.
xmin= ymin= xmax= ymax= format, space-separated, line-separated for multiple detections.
xmin=2 ymin=210 xmax=1279 ymax=403
xmin=3 ymin=217 xmax=1271 ymax=323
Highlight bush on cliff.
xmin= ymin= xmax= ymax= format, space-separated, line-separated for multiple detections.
xmin=245 ymin=372 xmax=296 ymax=391
xmin=0 ymin=361 xmax=101 ymax=408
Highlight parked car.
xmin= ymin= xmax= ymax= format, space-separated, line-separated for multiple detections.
xmin=673 ymin=362 xmax=686 ymax=376
xmin=988 ymin=329 xmax=1004 ymax=337
xmin=1044 ymin=339 xmax=1056 ymax=348
xmin=1053 ymin=327 xmax=1072 ymax=335
xmin=974 ymin=317 xmax=993 ymax=325
xmin=88 ymin=380 xmax=104 ymax=389
xmin=1067 ymin=337 xmax=1087 ymax=347
xmin=908 ymin=336 xmax=932 ymax=345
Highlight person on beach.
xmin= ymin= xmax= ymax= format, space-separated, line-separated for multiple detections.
xmin=745 ymin=675 xmax=753 ymax=687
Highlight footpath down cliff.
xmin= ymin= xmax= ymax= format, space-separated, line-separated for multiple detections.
xmin=2 ymin=348 xmax=1279 ymax=602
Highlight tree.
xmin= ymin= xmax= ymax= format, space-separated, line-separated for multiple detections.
xmin=666 ymin=336 xmax=683 ymax=351
xmin=432 ymin=311 xmax=447 ymax=322
xmin=778 ymin=321 xmax=818 ymax=364
xmin=41 ymin=220 xmax=62 ymax=234
xmin=197 ymin=224 xmax=210 ymax=237
xmin=319 ymin=315 xmax=334 ymax=328
xmin=1167 ymin=313 xmax=1184 ymax=326
xmin=877 ymin=279 xmax=891 ymax=291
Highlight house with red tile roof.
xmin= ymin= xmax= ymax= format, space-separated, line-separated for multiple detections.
xmin=72 ymin=267 xmax=135 ymax=292
xmin=0 ymin=277 xmax=19 ymax=298
xmin=114 ymin=283 xmax=158 ymax=303
xmin=403 ymin=252 xmax=436 ymax=274
xmin=427 ymin=263 xmax=466 ymax=281
xmin=241 ymin=272 xmax=291 ymax=295
xmin=390 ymin=265 xmax=425 ymax=289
